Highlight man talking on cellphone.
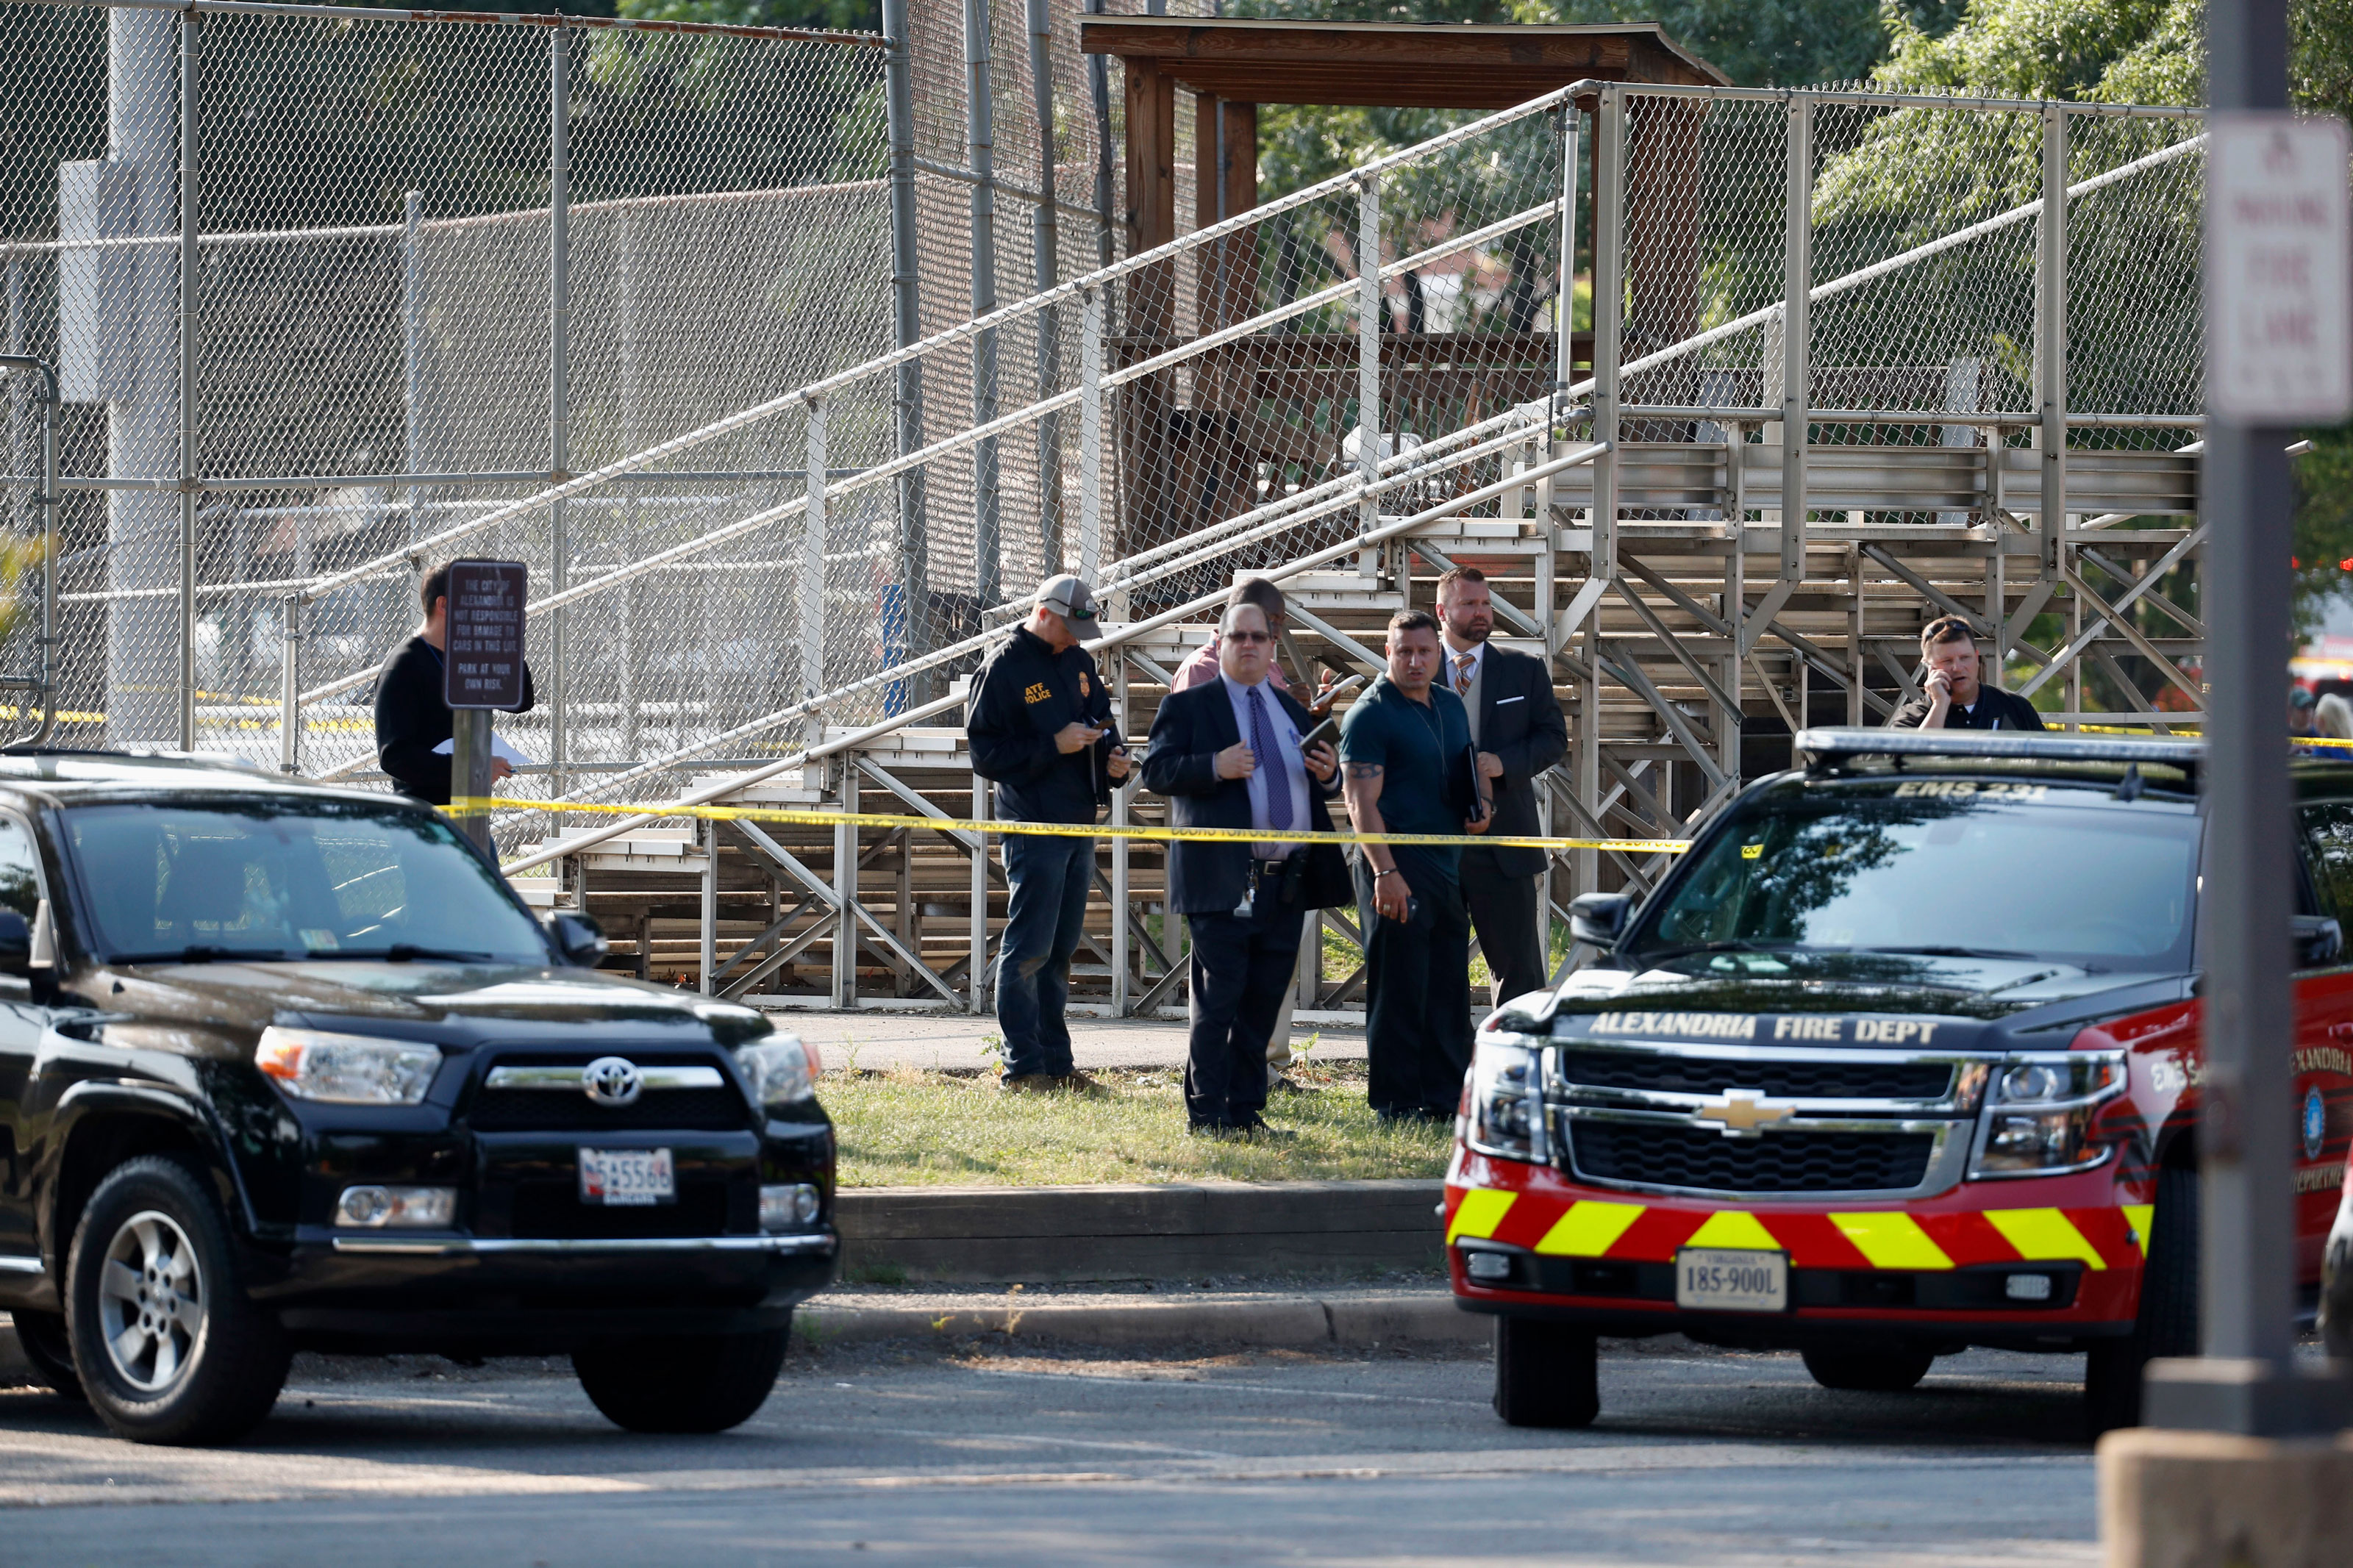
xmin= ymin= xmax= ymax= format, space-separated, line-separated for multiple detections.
xmin=1886 ymin=616 xmax=2045 ymax=731
xmin=1340 ymin=609 xmax=1490 ymax=1123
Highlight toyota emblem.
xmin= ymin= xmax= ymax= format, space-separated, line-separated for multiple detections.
xmin=582 ymin=1056 xmax=644 ymax=1107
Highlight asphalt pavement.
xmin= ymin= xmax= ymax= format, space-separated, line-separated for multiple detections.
xmin=0 ymin=1336 xmax=2099 ymax=1567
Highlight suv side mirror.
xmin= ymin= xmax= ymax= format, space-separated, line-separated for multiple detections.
xmin=1569 ymin=892 xmax=1633 ymax=950
xmin=2296 ymin=914 xmax=2343 ymax=969
xmin=549 ymin=910 xmax=609 ymax=968
xmin=0 ymin=909 xmax=29 ymax=977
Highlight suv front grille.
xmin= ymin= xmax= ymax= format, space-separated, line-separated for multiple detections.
xmin=1566 ymin=1120 xmax=1937 ymax=1195
xmin=465 ymin=1052 xmax=751 ymax=1132
xmin=468 ymin=1086 xmax=747 ymax=1132
xmin=1557 ymin=1050 xmax=1954 ymax=1102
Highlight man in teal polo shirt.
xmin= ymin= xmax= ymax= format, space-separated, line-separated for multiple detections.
xmin=1340 ymin=608 xmax=1490 ymax=1122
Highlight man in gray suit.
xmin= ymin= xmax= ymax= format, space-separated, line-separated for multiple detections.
xmin=1436 ymin=566 xmax=1569 ymax=1006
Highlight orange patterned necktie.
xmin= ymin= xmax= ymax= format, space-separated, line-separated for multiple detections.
xmin=1454 ymin=652 xmax=1475 ymax=697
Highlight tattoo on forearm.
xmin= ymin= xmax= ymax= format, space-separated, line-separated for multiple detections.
xmin=1345 ymin=763 xmax=1384 ymax=779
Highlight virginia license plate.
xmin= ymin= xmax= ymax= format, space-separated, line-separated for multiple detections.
xmin=578 ymin=1147 xmax=674 ymax=1206
xmin=1674 ymin=1247 xmax=1789 ymax=1312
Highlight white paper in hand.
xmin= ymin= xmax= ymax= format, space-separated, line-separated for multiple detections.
xmin=430 ymin=733 xmax=530 ymax=767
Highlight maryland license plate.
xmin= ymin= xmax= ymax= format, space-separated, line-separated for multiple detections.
xmin=578 ymin=1147 xmax=674 ymax=1207
xmin=1674 ymin=1247 xmax=1789 ymax=1312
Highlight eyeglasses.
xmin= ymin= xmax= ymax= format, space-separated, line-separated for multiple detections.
xmin=1224 ymin=630 xmax=1272 ymax=644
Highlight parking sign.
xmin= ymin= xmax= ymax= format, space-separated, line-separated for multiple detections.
xmin=2207 ymin=113 xmax=2353 ymax=423
xmin=442 ymin=559 xmax=528 ymax=710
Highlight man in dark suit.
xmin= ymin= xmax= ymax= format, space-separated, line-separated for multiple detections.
xmin=1436 ymin=566 xmax=1569 ymax=1007
xmin=1141 ymin=602 xmax=1352 ymax=1136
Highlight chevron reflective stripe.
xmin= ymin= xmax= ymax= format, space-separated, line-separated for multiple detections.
xmin=1983 ymin=1208 xmax=2108 ymax=1271
xmin=1683 ymin=1210 xmax=1780 ymax=1250
xmin=1446 ymin=1191 xmax=2150 ymax=1270
xmin=1446 ymin=1189 xmax=1517 ymax=1245
xmin=1829 ymin=1212 xmax=1955 ymax=1270
xmin=1533 ymin=1200 xmax=1646 ymax=1256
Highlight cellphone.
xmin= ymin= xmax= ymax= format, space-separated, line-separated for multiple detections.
xmin=1321 ymin=674 xmax=1368 ymax=699
xmin=1302 ymin=715 xmax=1340 ymax=750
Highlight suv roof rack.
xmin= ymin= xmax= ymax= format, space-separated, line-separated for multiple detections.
xmin=1794 ymin=726 xmax=2204 ymax=768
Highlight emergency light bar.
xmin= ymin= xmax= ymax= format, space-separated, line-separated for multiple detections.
xmin=1794 ymin=726 xmax=2206 ymax=769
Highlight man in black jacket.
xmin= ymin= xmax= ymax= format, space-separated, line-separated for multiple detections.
xmin=967 ymin=573 xmax=1130 ymax=1092
xmin=1142 ymin=601 xmax=1349 ymax=1134
xmin=373 ymin=562 xmax=535 ymax=806
xmin=1886 ymin=615 xmax=2046 ymax=731
xmin=1437 ymin=567 xmax=1569 ymax=1007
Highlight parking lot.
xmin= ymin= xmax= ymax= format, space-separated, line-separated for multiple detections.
xmin=1 ymin=1338 xmax=2101 ymax=1567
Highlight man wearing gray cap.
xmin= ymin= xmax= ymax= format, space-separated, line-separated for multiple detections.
xmin=967 ymin=573 xmax=1131 ymax=1092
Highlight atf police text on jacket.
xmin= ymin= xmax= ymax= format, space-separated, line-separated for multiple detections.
xmin=967 ymin=623 xmax=1125 ymax=823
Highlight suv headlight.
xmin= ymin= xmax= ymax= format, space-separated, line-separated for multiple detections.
xmin=1468 ymin=1025 xmax=1546 ymax=1161
xmin=257 ymin=1027 xmax=441 ymax=1105
xmin=736 ymin=1035 xmax=821 ymax=1108
xmin=1969 ymin=1050 xmax=2127 ymax=1178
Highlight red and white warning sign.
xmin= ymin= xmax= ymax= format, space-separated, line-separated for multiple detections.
xmin=2207 ymin=112 xmax=2353 ymax=423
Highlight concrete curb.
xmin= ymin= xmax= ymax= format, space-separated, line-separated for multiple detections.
xmin=793 ymin=1292 xmax=1486 ymax=1351
xmin=840 ymin=1178 xmax=1446 ymax=1284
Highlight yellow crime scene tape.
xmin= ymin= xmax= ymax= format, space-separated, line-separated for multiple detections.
xmin=449 ymin=796 xmax=1691 ymax=861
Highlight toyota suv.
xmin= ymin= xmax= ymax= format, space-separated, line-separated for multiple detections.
xmin=0 ymin=751 xmax=835 ymax=1445
xmin=1448 ymin=728 xmax=2353 ymax=1436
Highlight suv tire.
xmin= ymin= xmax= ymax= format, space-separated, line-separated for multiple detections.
xmin=11 ymin=1309 xmax=85 ymax=1400
xmin=2086 ymin=1162 xmax=2199 ymax=1438
xmin=1802 ymin=1347 xmax=1935 ymax=1392
xmin=1492 ymin=1317 xmax=1599 ymax=1428
xmin=65 ymin=1153 xmax=290 ymax=1445
xmin=574 ymin=1323 xmax=790 ymax=1433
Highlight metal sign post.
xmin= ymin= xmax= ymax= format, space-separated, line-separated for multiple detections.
xmin=443 ymin=559 xmax=526 ymax=852
xmin=2143 ymin=0 xmax=2353 ymax=1434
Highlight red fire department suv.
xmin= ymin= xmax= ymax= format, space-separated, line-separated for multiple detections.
xmin=1447 ymin=728 xmax=2353 ymax=1435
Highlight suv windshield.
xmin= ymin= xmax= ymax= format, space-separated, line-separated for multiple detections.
xmin=62 ymin=797 xmax=551 ymax=965
xmin=1623 ymin=778 xmax=2199 ymax=973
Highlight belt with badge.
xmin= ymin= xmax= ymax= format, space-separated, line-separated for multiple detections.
xmin=1234 ymin=853 xmax=1305 ymax=915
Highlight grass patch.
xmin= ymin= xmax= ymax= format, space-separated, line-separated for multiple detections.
xmin=824 ymin=1062 xmax=1452 ymax=1188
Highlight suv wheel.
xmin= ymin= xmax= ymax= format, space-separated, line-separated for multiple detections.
xmin=11 ymin=1309 xmax=84 ymax=1400
xmin=65 ymin=1154 xmax=290 ymax=1445
xmin=2086 ymin=1162 xmax=2199 ymax=1438
xmin=1492 ymin=1317 xmax=1599 ymax=1428
xmin=574 ymin=1323 xmax=790 ymax=1433
xmin=1802 ymin=1347 xmax=1935 ymax=1392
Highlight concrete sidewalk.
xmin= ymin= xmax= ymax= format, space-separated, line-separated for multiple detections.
xmin=767 ymin=1011 xmax=1366 ymax=1074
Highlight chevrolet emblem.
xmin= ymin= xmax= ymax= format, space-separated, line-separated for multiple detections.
xmin=1694 ymin=1089 xmax=1796 ymax=1136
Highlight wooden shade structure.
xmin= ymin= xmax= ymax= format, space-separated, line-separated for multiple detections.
xmin=1078 ymin=18 xmax=1729 ymax=559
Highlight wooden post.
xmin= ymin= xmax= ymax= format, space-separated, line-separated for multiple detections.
xmin=1121 ymin=57 xmax=1177 ymax=554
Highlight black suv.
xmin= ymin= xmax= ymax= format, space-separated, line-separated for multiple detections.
xmin=0 ymin=751 xmax=836 ymax=1445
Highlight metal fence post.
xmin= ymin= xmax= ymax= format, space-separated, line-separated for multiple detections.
xmin=1577 ymin=87 xmax=1624 ymax=898
xmin=969 ymin=771 xmax=990 ymax=1014
xmin=1554 ymin=104 xmax=1579 ymax=410
xmin=1110 ymin=654 xmax=1129 ymax=1016
xmin=278 ymin=594 xmax=299 ymax=773
xmin=803 ymin=395 xmax=827 ymax=704
xmin=1085 ymin=0 xmax=1113 ymax=268
xmin=881 ymin=0 xmax=926 ymax=700
xmin=2035 ymin=103 xmax=2069 ymax=601
xmin=548 ymin=24 xmax=571 ymax=801
xmin=835 ymin=759 xmax=857 ymax=1008
xmin=698 ymin=817 xmax=717 ymax=995
xmin=1026 ymin=0 xmax=1063 ymax=571
xmin=177 ymin=5 xmax=197 ymax=752
xmin=1355 ymin=172 xmax=1382 ymax=563
xmin=1739 ymin=91 xmax=1812 ymax=657
xmin=966 ymin=0 xmax=1001 ymax=608
xmin=402 ymin=189 xmax=426 ymax=543
xmin=1079 ymin=287 xmax=1104 ymax=582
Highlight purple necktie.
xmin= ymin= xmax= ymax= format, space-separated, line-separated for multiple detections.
xmin=1246 ymin=684 xmax=1293 ymax=834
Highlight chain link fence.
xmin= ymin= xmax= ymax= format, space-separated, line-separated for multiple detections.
xmin=1597 ymin=85 xmax=2204 ymax=483
xmin=0 ymin=0 xmax=895 ymax=771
